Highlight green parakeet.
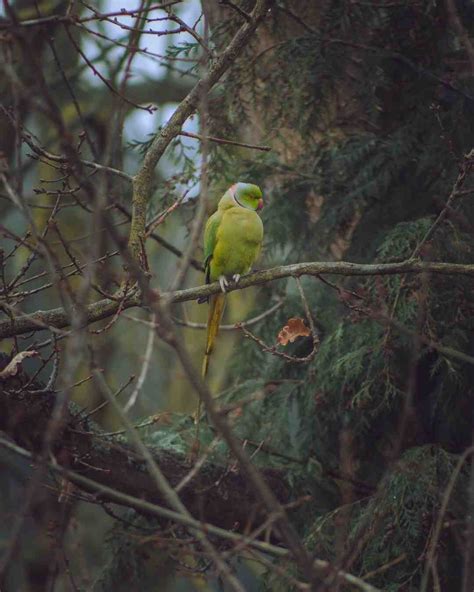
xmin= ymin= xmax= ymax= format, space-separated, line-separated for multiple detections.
xmin=202 ymin=182 xmax=264 ymax=377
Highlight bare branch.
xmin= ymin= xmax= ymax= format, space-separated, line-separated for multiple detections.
xmin=21 ymin=132 xmax=133 ymax=181
xmin=219 ymin=0 xmax=252 ymax=22
xmin=172 ymin=299 xmax=284 ymax=330
xmin=0 ymin=2 xmax=182 ymax=28
xmin=412 ymin=148 xmax=474 ymax=258
xmin=1 ymin=259 xmax=473 ymax=339
xmin=179 ymin=130 xmax=271 ymax=151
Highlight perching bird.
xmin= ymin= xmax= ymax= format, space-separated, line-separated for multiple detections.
xmin=202 ymin=182 xmax=264 ymax=378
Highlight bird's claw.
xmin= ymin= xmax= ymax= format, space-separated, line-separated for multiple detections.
xmin=218 ymin=275 xmax=241 ymax=292
xmin=219 ymin=276 xmax=229 ymax=293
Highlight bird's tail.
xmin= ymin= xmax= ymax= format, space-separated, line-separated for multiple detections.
xmin=202 ymin=293 xmax=226 ymax=378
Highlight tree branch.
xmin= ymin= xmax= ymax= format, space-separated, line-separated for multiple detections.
xmin=0 ymin=435 xmax=381 ymax=592
xmin=0 ymin=376 xmax=289 ymax=533
xmin=178 ymin=130 xmax=271 ymax=151
xmin=1 ymin=258 xmax=472 ymax=339
xmin=0 ymin=361 xmax=381 ymax=592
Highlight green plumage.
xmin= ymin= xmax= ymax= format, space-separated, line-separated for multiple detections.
xmin=204 ymin=183 xmax=264 ymax=283
xmin=202 ymin=182 xmax=264 ymax=378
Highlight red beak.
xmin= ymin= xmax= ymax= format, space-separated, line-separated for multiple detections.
xmin=257 ymin=198 xmax=264 ymax=211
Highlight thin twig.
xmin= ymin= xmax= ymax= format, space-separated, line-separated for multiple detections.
xmin=179 ymin=130 xmax=271 ymax=151
xmin=91 ymin=367 xmax=246 ymax=592
xmin=238 ymin=278 xmax=319 ymax=363
xmin=0 ymin=2 xmax=181 ymax=28
xmin=411 ymin=148 xmax=474 ymax=258
xmin=420 ymin=446 xmax=474 ymax=592
xmin=219 ymin=0 xmax=251 ymax=22
xmin=362 ymin=554 xmax=407 ymax=582
xmin=124 ymin=312 xmax=156 ymax=411
xmin=172 ymin=299 xmax=283 ymax=330
xmin=64 ymin=24 xmax=155 ymax=113
xmin=145 ymin=191 xmax=189 ymax=237
xmin=114 ymin=202 xmax=203 ymax=271
xmin=175 ymin=437 xmax=220 ymax=493
xmin=80 ymin=375 xmax=136 ymax=421
xmin=21 ymin=132 xmax=133 ymax=181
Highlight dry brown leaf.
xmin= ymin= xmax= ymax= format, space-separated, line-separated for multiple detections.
xmin=0 ymin=350 xmax=39 ymax=380
xmin=151 ymin=412 xmax=173 ymax=425
xmin=277 ymin=317 xmax=311 ymax=346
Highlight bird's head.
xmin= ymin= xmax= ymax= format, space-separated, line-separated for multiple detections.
xmin=232 ymin=182 xmax=264 ymax=211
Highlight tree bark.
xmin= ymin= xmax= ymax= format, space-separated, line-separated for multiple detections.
xmin=0 ymin=370 xmax=290 ymax=533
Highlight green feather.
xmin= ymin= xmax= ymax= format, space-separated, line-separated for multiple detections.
xmin=202 ymin=182 xmax=264 ymax=377
xmin=203 ymin=183 xmax=263 ymax=283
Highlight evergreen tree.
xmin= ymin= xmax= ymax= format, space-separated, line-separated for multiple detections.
xmin=200 ymin=2 xmax=474 ymax=589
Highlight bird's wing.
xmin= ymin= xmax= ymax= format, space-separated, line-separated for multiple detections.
xmin=203 ymin=211 xmax=221 ymax=284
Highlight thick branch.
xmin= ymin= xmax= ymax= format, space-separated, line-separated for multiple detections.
xmin=128 ymin=0 xmax=273 ymax=259
xmin=0 ymin=437 xmax=382 ymax=592
xmin=0 ymin=258 xmax=473 ymax=339
xmin=0 ymin=292 xmax=141 ymax=339
xmin=0 ymin=378 xmax=289 ymax=532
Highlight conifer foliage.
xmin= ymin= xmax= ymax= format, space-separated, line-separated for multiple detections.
xmin=204 ymin=1 xmax=474 ymax=589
